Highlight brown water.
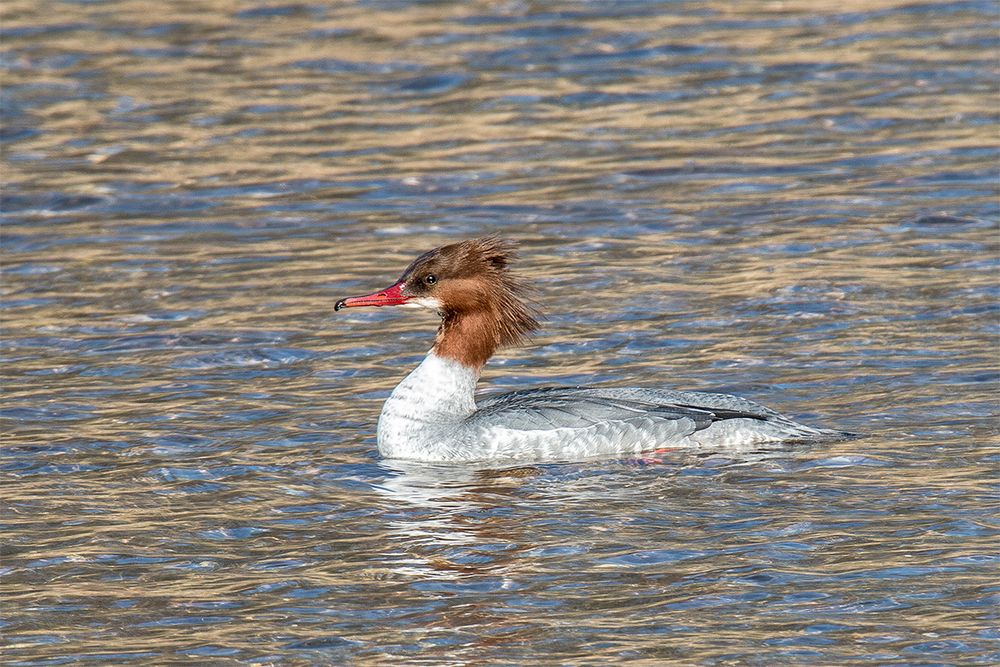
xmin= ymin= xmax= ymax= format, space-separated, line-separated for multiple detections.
xmin=3 ymin=0 xmax=999 ymax=664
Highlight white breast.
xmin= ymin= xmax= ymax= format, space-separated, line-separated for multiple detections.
xmin=377 ymin=352 xmax=478 ymax=460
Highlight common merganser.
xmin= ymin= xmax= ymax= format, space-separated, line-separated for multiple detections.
xmin=336 ymin=237 xmax=848 ymax=462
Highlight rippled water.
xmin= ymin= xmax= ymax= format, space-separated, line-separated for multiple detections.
xmin=3 ymin=0 xmax=998 ymax=664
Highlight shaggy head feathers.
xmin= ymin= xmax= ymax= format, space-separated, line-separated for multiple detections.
xmin=398 ymin=236 xmax=539 ymax=368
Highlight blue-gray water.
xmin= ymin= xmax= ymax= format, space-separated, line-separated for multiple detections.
xmin=3 ymin=1 xmax=998 ymax=664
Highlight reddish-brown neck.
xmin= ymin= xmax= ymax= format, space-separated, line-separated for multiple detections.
xmin=434 ymin=309 xmax=503 ymax=370
xmin=431 ymin=280 xmax=538 ymax=370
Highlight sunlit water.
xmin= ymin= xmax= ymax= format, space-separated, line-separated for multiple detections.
xmin=3 ymin=0 xmax=998 ymax=664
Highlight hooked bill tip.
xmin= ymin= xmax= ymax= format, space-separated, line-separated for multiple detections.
xmin=334 ymin=299 xmax=347 ymax=311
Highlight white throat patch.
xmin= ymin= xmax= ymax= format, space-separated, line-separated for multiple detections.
xmin=399 ymin=297 xmax=443 ymax=310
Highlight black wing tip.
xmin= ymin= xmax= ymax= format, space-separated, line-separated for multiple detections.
xmin=673 ymin=404 xmax=769 ymax=423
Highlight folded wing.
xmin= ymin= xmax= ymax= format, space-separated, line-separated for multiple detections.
xmin=471 ymin=386 xmax=771 ymax=433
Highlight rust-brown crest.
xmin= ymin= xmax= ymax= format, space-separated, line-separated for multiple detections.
xmin=399 ymin=236 xmax=539 ymax=369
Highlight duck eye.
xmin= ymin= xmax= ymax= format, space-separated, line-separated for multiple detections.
xmin=424 ymin=274 xmax=437 ymax=285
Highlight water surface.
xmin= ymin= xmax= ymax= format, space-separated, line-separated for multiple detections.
xmin=3 ymin=0 xmax=998 ymax=664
